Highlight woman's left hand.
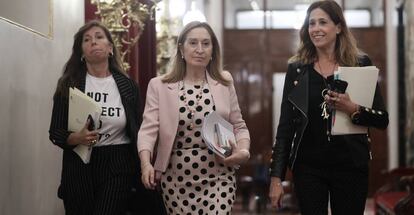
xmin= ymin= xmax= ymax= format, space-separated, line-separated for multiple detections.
xmin=222 ymin=140 xmax=250 ymax=167
xmin=325 ymin=90 xmax=357 ymax=115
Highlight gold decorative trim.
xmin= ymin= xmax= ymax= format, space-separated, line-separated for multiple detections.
xmin=91 ymin=0 xmax=154 ymax=71
xmin=0 ymin=0 xmax=53 ymax=39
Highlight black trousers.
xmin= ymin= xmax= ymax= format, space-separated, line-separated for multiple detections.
xmin=59 ymin=144 xmax=135 ymax=215
xmin=293 ymin=164 xmax=368 ymax=215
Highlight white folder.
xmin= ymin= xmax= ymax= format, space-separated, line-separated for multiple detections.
xmin=201 ymin=111 xmax=236 ymax=158
xmin=68 ymin=87 xmax=102 ymax=163
xmin=331 ymin=66 xmax=379 ymax=135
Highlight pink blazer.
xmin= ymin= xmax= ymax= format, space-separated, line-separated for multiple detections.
xmin=137 ymin=71 xmax=250 ymax=172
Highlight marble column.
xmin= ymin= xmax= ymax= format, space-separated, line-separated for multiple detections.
xmin=405 ymin=0 xmax=414 ymax=165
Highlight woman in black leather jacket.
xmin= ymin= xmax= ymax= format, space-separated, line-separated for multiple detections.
xmin=268 ymin=1 xmax=388 ymax=214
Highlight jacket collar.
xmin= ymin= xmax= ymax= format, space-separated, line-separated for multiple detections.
xmin=206 ymin=71 xmax=219 ymax=86
xmin=167 ymin=78 xmax=178 ymax=90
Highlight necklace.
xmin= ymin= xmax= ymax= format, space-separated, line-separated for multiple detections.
xmin=316 ymin=60 xmax=337 ymax=78
xmin=316 ymin=60 xmax=337 ymax=142
xmin=180 ymin=79 xmax=205 ymax=129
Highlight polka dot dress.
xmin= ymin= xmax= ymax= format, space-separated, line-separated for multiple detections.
xmin=160 ymin=82 xmax=236 ymax=215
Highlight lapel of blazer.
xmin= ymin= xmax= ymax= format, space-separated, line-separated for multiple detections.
xmin=288 ymin=65 xmax=309 ymax=117
xmin=76 ymin=72 xmax=87 ymax=92
xmin=111 ymin=71 xmax=138 ymax=143
xmin=166 ymin=80 xmax=180 ymax=125
xmin=112 ymin=71 xmax=135 ymax=102
xmin=166 ymin=81 xmax=179 ymax=105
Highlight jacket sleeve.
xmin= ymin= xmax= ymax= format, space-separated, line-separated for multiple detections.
xmin=49 ymin=93 xmax=76 ymax=150
xmin=351 ymin=55 xmax=389 ymax=129
xmin=224 ymin=71 xmax=250 ymax=142
xmin=269 ymin=63 xmax=298 ymax=180
xmin=128 ymin=79 xmax=142 ymax=145
xmin=136 ymin=85 xmax=143 ymax=127
xmin=137 ymin=78 xmax=160 ymax=157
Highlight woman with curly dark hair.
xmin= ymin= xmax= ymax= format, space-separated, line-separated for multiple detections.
xmin=49 ymin=20 xmax=145 ymax=214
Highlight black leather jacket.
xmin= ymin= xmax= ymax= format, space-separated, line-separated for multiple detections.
xmin=269 ymin=56 xmax=389 ymax=180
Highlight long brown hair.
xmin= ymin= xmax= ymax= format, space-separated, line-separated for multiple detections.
xmin=290 ymin=0 xmax=362 ymax=66
xmin=53 ymin=20 xmax=125 ymax=99
xmin=162 ymin=21 xmax=230 ymax=86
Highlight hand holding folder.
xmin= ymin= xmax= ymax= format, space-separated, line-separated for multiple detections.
xmin=331 ymin=66 xmax=379 ymax=135
xmin=68 ymin=87 xmax=102 ymax=163
xmin=201 ymin=111 xmax=236 ymax=158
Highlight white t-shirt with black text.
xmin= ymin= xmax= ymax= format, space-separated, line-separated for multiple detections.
xmin=85 ymin=73 xmax=130 ymax=146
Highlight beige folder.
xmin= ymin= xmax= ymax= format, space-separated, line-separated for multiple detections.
xmin=331 ymin=66 xmax=379 ymax=135
xmin=68 ymin=87 xmax=102 ymax=163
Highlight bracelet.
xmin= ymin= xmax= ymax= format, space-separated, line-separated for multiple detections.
xmin=350 ymin=104 xmax=360 ymax=118
xmin=350 ymin=111 xmax=359 ymax=119
xmin=239 ymin=149 xmax=250 ymax=159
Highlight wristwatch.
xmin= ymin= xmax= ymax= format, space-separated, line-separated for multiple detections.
xmin=350 ymin=107 xmax=362 ymax=124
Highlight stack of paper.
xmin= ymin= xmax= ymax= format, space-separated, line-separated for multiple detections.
xmin=201 ymin=111 xmax=236 ymax=158
xmin=68 ymin=87 xmax=102 ymax=163
xmin=331 ymin=66 xmax=379 ymax=135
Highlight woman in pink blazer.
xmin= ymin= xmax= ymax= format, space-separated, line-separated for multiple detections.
xmin=137 ymin=21 xmax=250 ymax=214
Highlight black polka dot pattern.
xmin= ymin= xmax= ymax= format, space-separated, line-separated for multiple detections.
xmin=160 ymin=82 xmax=236 ymax=214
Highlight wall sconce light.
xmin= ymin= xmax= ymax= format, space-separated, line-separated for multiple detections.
xmin=90 ymin=0 xmax=155 ymax=71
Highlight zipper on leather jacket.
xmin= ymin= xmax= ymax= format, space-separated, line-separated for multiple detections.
xmin=288 ymin=98 xmax=308 ymax=171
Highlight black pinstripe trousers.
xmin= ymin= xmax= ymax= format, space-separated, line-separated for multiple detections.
xmin=59 ymin=144 xmax=136 ymax=215
xmin=293 ymin=164 xmax=369 ymax=215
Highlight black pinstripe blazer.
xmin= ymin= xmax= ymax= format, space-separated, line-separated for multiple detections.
xmin=49 ymin=70 xmax=142 ymax=168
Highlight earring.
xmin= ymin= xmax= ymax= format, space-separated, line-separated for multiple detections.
xmin=210 ymin=57 xmax=213 ymax=61
xmin=109 ymin=51 xmax=114 ymax=58
xmin=81 ymin=56 xmax=85 ymax=62
xmin=181 ymin=54 xmax=184 ymax=59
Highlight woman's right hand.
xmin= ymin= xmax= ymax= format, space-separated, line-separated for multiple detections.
xmin=269 ymin=177 xmax=284 ymax=209
xmin=67 ymin=119 xmax=99 ymax=146
xmin=141 ymin=162 xmax=157 ymax=190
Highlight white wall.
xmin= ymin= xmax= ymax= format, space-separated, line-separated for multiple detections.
xmin=385 ymin=0 xmax=398 ymax=170
xmin=0 ymin=0 xmax=84 ymax=214
xmin=205 ymin=0 xmax=223 ymax=50
xmin=406 ymin=0 xmax=414 ymax=166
